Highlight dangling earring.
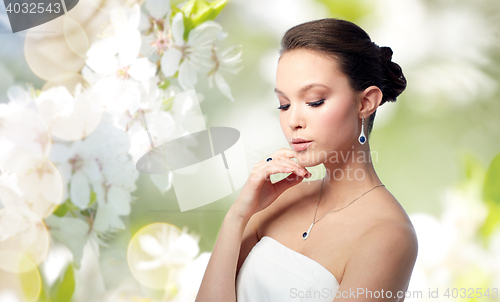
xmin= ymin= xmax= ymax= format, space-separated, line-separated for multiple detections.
xmin=358 ymin=116 xmax=366 ymax=145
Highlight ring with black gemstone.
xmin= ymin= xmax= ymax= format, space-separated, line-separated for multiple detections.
xmin=266 ymin=157 xmax=273 ymax=162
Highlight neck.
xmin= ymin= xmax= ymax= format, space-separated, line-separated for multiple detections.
xmin=316 ymin=143 xmax=382 ymax=213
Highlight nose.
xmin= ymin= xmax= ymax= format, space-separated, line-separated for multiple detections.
xmin=288 ymin=103 xmax=306 ymax=130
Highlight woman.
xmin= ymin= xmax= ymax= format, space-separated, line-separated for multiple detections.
xmin=195 ymin=18 xmax=418 ymax=302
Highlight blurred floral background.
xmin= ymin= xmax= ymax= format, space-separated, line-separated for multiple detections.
xmin=0 ymin=0 xmax=499 ymax=301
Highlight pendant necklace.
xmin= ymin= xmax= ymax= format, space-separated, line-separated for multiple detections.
xmin=302 ymin=177 xmax=385 ymax=240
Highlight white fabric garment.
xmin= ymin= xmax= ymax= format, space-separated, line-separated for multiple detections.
xmin=236 ymin=236 xmax=340 ymax=302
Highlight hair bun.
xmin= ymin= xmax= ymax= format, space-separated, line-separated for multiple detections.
xmin=379 ymin=46 xmax=407 ymax=104
xmin=380 ymin=46 xmax=393 ymax=62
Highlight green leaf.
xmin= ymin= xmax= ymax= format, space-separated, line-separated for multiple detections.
xmin=52 ymin=201 xmax=69 ymax=217
xmin=159 ymin=79 xmax=171 ymax=90
xmin=483 ymin=154 xmax=500 ymax=205
xmin=53 ymin=198 xmax=81 ymax=218
xmin=80 ymin=209 xmax=92 ymax=217
xmin=182 ymin=0 xmax=229 ymax=39
xmin=50 ymin=264 xmax=75 ymax=302
xmin=171 ymin=4 xmax=183 ymax=17
xmin=184 ymin=19 xmax=196 ymax=41
xmin=181 ymin=0 xmax=196 ymax=16
xmin=192 ymin=0 xmax=228 ymax=26
xmin=89 ymin=190 xmax=96 ymax=206
xmin=479 ymin=154 xmax=500 ymax=244
xmin=19 ymin=264 xmax=41 ymax=302
xmin=479 ymin=202 xmax=500 ymax=242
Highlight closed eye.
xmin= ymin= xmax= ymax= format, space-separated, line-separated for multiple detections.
xmin=308 ymin=99 xmax=325 ymax=107
xmin=277 ymin=99 xmax=325 ymax=111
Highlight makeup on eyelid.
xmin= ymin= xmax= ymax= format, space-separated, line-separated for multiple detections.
xmin=277 ymin=99 xmax=325 ymax=110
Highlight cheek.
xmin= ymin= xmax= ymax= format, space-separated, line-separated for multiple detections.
xmin=314 ymin=103 xmax=357 ymax=143
xmin=279 ymin=115 xmax=286 ymax=132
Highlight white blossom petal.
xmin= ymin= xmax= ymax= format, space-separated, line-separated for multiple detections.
xmin=40 ymin=169 xmax=63 ymax=206
xmin=145 ymin=0 xmax=171 ymax=20
xmin=137 ymin=258 xmax=164 ymax=270
xmin=128 ymin=58 xmax=157 ymax=82
xmin=70 ymin=171 xmax=90 ymax=209
xmin=107 ymin=186 xmax=131 ymax=216
xmin=83 ymin=160 xmax=102 ymax=183
xmin=138 ymin=11 xmax=151 ymax=32
xmin=85 ymin=38 xmax=120 ymax=75
xmin=170 ymin=232 xmax=200 ymax=260
xmin=160 ymin=48 xmax=182 ymax=77
xmin=214 ymin=72 xmax=235 ymax=102
xmin=187 ymin=21 xmax=221 ymax=47
xmin=93 ymin=203 xmax=125 ymax=233
xmin=139 ymin=234 xmax=164 ymax=257
xmin=92 ymin=77 xmax=142 ymax=115
xmin=7 ymin=85 xmax=34 ymax=107
xmin=118 ymin=29 xmax=141 ymax=67
xmin=171 ymin=12 xmax=184 ymax=45
xmin=44 ymin=215 xmax=90 ymax=269
xmin=49 ymin=144 xmax=72 ymax=163
xmin=178 ymin=60 xmax=197 ymax=90
xmin=126 ymin=4 xmax=141 ymax=31
xmin=216 ymin=30 xmax=228 ymax=41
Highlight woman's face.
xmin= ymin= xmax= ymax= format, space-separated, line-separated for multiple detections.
xmin=275 ymin=48 xmax=361 ymax=167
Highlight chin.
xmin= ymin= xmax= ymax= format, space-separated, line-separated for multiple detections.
xmin=293 ymin=150 xmax=322 ymax=167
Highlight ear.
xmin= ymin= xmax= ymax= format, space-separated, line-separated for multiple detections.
xmin=358 ymin=86 xmax=382 ymax=118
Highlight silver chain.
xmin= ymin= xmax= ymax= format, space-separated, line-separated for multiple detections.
xmin=312 ymin=177 xmax=385 ymax=224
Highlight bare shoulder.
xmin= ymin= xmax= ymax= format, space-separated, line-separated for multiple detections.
xmin=353 ymin=189 xmax=418 ymax=257
xmin=340 ymin=205 xmax=418 ymax=295
xmin=355 ymin=219 xmax=418 ymax=257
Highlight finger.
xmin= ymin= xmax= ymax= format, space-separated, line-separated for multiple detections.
xmin=265 ymin=156 xmax=310 ymax=177
xmin=273 ymin=147 xmax=298 ymax=160
xmin=250 ymin=163 xmax=293 ymax=184
xmin=271 ymin=148 xmax=309 ymax=168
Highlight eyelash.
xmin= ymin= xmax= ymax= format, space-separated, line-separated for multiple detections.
xmin=277 ymin=99 xmax=325 ymax=110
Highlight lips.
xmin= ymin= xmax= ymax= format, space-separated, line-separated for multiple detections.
xmin=291 ymin=138 xmax=311 ymax=144
xmin=292 ymin=141 xmax=313 ymax=152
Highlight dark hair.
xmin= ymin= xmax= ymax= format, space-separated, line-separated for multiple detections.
xmin=279 ymin=18 xmax=406 ymax=136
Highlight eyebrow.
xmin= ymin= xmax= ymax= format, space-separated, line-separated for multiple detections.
xmin=274 ymin=83 xmax=330 ymax=97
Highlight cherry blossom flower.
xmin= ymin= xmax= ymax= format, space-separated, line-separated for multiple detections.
xmin=36 ymin=84 xmax=103 ymax=141
xmin=49 ymin=113 xmax=138 ymax=234
xmin=207 ymin=44 xmax=243 ymax=102
xmin=136 ymin=226 xmax=200 ymax=271
xmin=160 ymin=12 xmax=223 ymax=90
xmin=139 ymin=0 xmax=173 ymax=59
xmin=0 ymin=97 xmax=63 ymax=218
xmin=84 ymin=4 xmax=157 ymax=122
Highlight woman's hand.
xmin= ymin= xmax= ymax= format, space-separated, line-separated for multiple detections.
xmin=231 ymin=148 xmax=312 ymax=221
